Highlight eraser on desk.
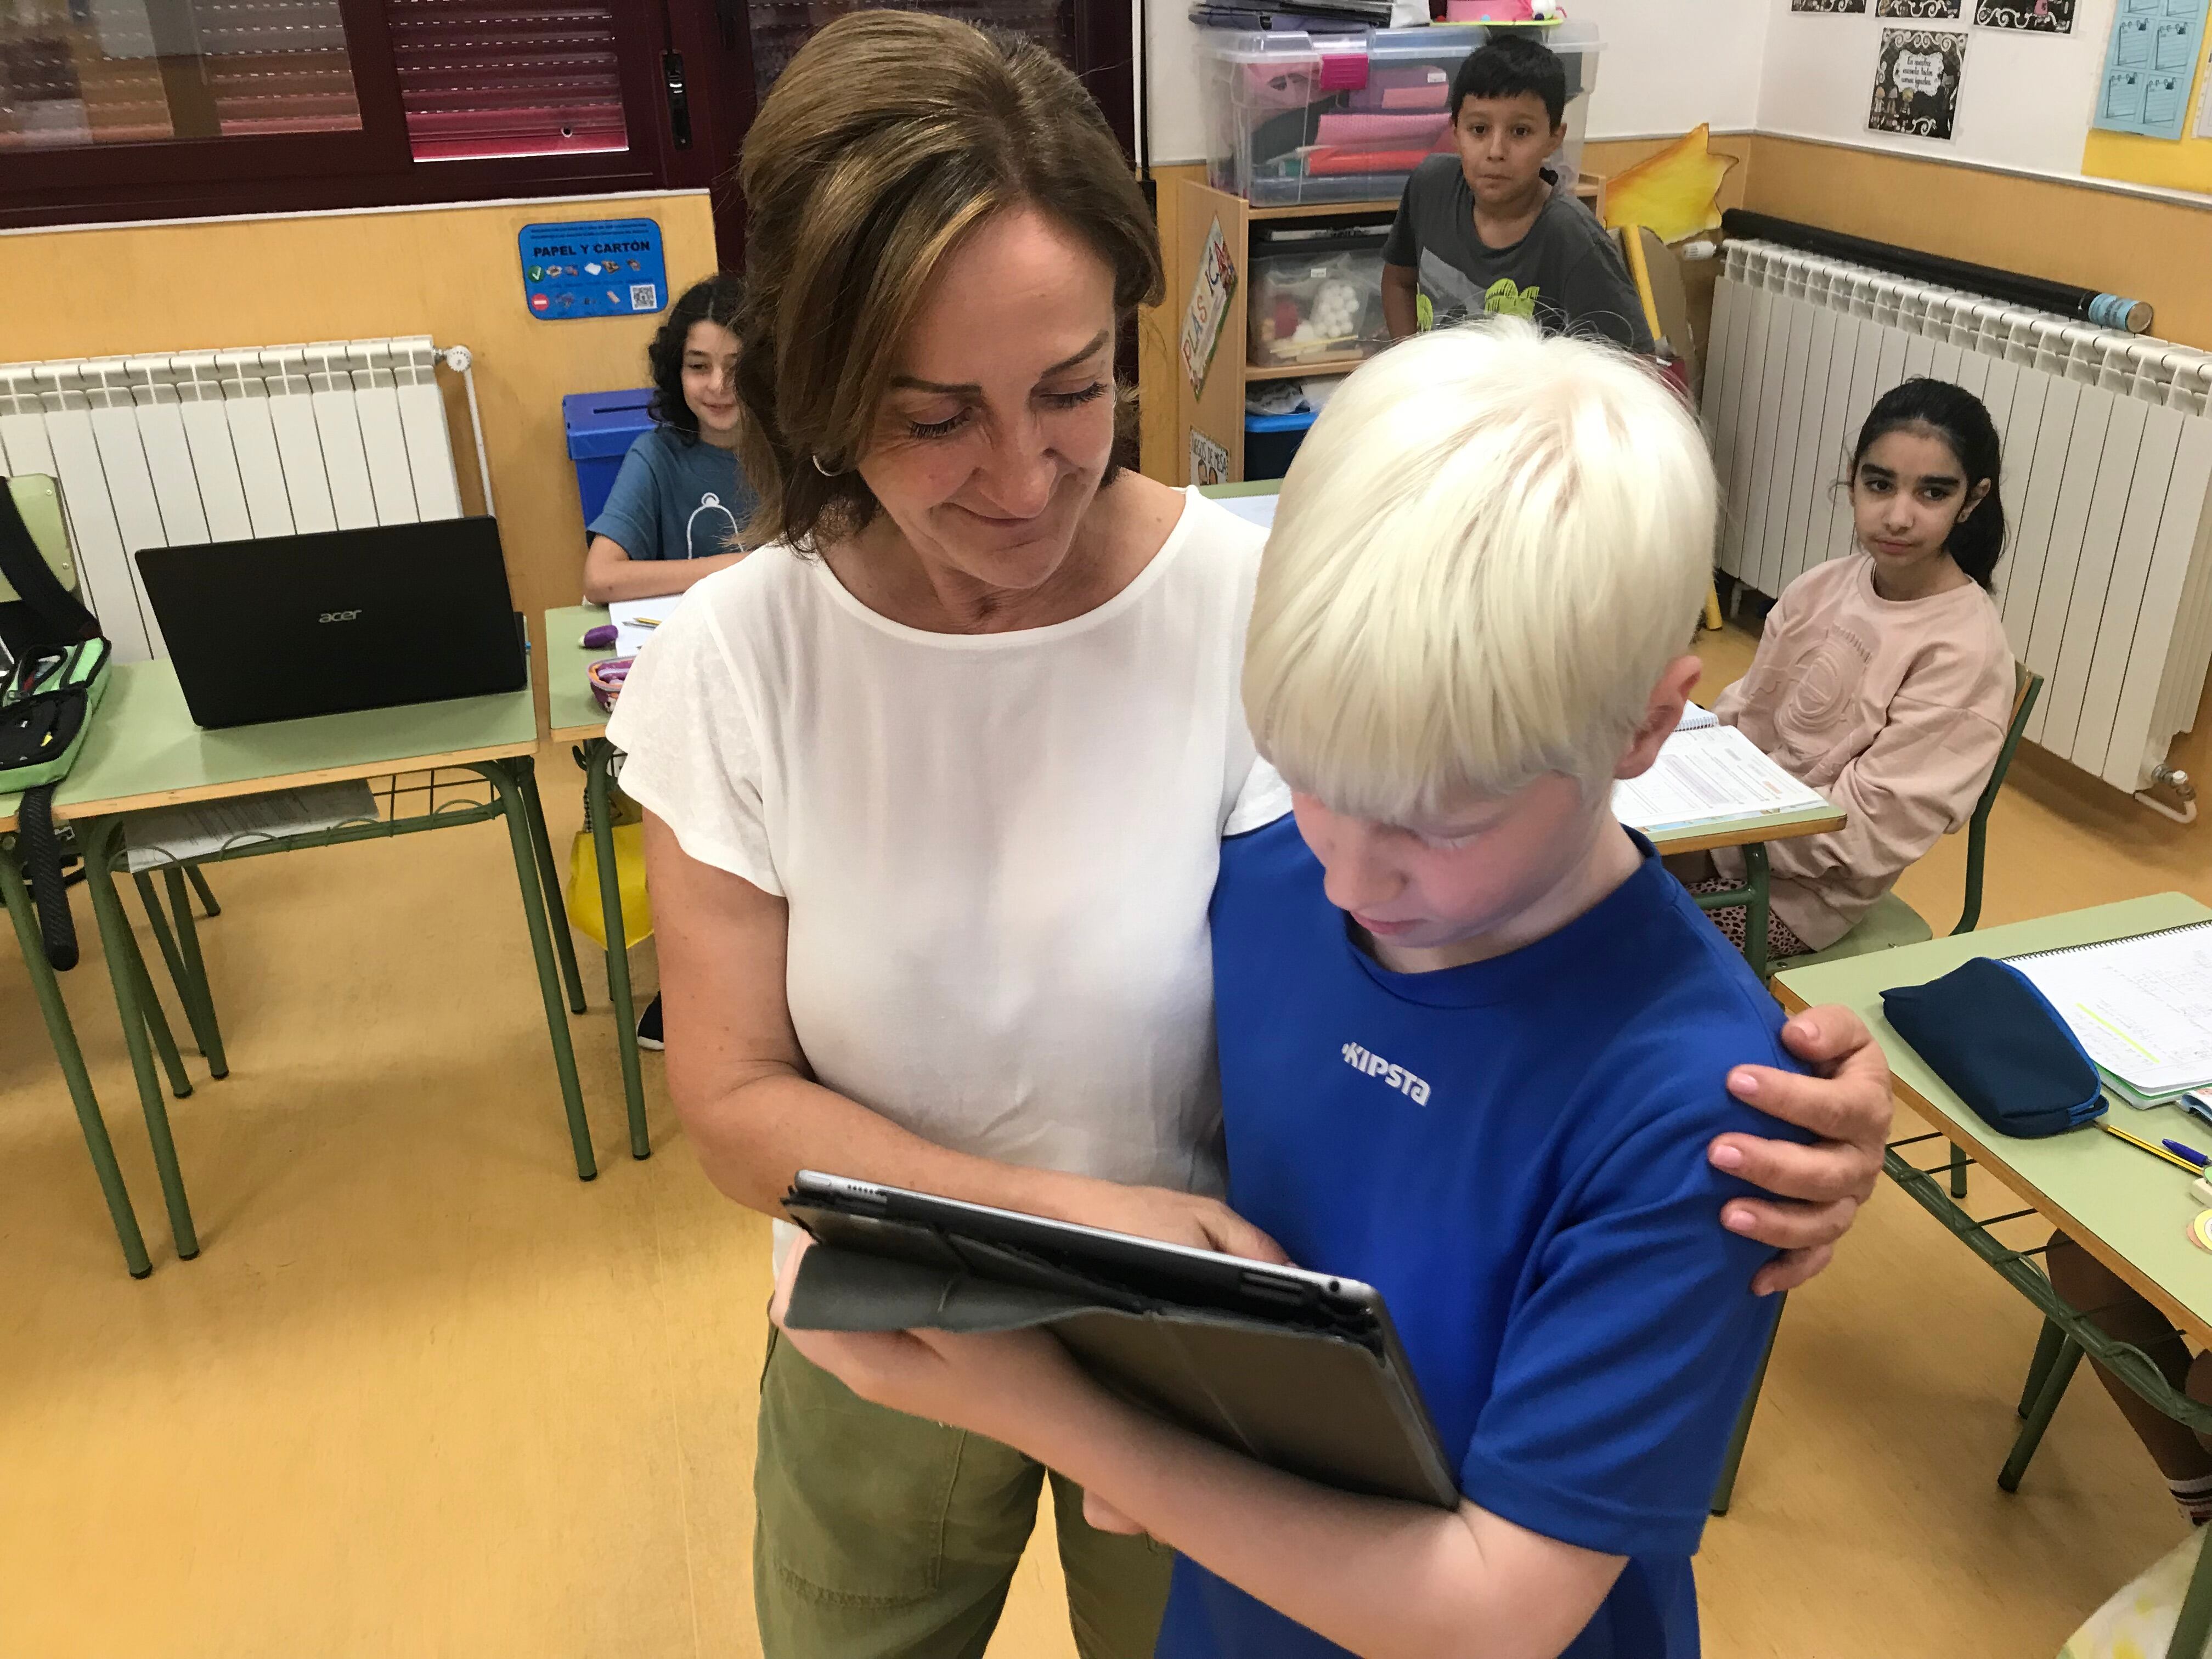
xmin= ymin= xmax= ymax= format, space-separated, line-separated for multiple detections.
xmin=582 ymin=624 xmax=618 ymax=650
xmin=2192 ymin=1176 xmax=2212 ymax=1207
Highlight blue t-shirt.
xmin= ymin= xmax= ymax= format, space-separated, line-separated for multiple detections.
xmin=585 ymin=425 xmax=759 ymax=562
xmin=1161 ymin=818 xmax=1807 ymax=1659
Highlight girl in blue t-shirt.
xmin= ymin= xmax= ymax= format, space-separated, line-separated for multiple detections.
xmin=589 ymin=275 xmax=760 ymax=1048
xmin=582 ymin=274 xmax=760 ymax=603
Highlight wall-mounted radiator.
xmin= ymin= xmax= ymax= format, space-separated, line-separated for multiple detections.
xmin=1704 ymin=239 xmax=2212 ymax=800
xmin=0 ymin=337 xmax=488 ymax=665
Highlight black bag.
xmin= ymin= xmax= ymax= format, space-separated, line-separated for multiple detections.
xmin=0 ymin=478 xmax=108 ymax=970
xmin=1882 ymin=957 xmax=2106 ymax=1138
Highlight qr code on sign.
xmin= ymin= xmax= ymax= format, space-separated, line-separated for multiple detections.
xmin=630 ymin=283 xmax=658 ymax=311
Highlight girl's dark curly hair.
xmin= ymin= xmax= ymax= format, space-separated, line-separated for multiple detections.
xmin=647 ymin=273 xmax=746 ymax=441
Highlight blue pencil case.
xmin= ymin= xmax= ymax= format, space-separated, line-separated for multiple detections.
xmin=1882 ymin=957 xmax=2106 ymax=1139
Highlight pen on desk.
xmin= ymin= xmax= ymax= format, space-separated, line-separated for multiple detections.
xmin=2164 ymin=1137 xmax=2211 ymax=1169
xmin=2099 ymin=1121 xmax=2204 ymax=1173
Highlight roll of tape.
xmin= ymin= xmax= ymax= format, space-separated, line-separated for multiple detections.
xmin=2087 ymin=293 xmax=2153 ymax=335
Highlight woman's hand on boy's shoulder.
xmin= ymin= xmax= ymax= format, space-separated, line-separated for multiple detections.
xmin=1708 ymin=1006 xmax=1892 ymax=1296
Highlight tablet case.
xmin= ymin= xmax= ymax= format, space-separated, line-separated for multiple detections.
xmin=1881 ymin=956 xmax=2105 ymax=1138
xmin=783 ymin=1203 xmax=1461 ymax=1510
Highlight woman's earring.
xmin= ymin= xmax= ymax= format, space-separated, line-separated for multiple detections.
xmin=812 ymin=453 xmax=845 ymax=477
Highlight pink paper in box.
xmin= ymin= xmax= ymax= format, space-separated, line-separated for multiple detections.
xmin=1314 ymin=112 xmax=1452 ymax=144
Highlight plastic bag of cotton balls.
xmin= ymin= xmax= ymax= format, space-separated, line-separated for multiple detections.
xmin=1310 ymin=279 xmax=1361 ymax=341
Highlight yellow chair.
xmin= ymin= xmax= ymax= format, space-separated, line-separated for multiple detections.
xmin=1617 ymin=228 xmax=1723 ymax=633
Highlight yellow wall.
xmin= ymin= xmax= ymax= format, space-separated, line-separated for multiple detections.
xmin=0 ymin=190 xmax=720 ymax=698
xmin=1740 ymin=136 xmax=2212 ymax=353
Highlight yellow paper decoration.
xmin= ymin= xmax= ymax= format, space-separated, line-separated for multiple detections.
xmin=1600 ymin=125 xmax=1739 ymax=245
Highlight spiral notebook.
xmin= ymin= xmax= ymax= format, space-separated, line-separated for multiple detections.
xmin=2007 ymin=923 xmax=2212 ymax=1108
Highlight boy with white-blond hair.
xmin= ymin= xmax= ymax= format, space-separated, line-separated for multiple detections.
xmin=769 ymin=319 xmax=1807 ymax=1659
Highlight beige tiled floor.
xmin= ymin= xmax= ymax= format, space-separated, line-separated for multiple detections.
xmin=2 ymin=627 xmax=2207 ymax=1657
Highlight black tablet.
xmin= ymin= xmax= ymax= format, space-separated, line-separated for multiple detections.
xmin=783 ymin=1170 xmax=1461 ymax=1509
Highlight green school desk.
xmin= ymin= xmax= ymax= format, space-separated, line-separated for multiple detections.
xmin=1775 ymin=895 xmax=2212 ymax=1659
xmin=3 ymin=661 xmax=594 ymax=1272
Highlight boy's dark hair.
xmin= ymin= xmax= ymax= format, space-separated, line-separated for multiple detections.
xmin=1848 ymin=377 xmax=2007 ymax=590
xmin=647 ymin=273 xmax=745 ymax=441
xmin=1450 ymin=35 xmax=1566 ymax=129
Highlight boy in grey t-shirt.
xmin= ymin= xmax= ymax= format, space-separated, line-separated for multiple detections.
xmin=1380 ymin=35 xmax=1652 ymax=354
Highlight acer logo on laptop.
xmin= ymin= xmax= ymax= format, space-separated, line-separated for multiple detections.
xmin=318 ymin=609 xmax=363 ymax=623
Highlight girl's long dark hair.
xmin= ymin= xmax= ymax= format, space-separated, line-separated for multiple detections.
xmin=648 ymin=274 xmax=745 ymax=441
xmin=1849 ymin=377 xmax=2006 ymax=590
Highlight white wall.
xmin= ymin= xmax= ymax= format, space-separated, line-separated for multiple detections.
xmin=1143 ymin=0 xmax=1772 ymax=167
xmin=1570 ymin=0 xmax=1770 ymax=137
xmin=1755 ymin=0 xmax=2116 ymax=181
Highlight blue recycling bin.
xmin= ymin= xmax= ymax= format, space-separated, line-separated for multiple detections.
xmin=563 ymin=388 xmax=657 ymax=525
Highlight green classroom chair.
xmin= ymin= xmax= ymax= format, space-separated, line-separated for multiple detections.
xmin=1709 ymin=662 xmax=2043 ymax=1519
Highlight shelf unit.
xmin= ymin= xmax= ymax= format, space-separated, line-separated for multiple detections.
xmin=1166 ymin=174 xmax=1604 ymax=486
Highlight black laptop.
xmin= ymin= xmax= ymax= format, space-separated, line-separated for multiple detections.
xmin=136 ymin=518 xmax=528 ymax=729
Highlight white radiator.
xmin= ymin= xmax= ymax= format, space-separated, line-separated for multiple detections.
xmin=0 ymin=337 xmax=488 ymax=664
xmin=1704 ymin=239 xmax=2212 ymax=799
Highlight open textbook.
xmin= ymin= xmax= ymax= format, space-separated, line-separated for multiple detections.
xmin=2010 ymin=923 xmax=2212 ymax=1108
xmin=1613 ymin=725 xmax=1829 ymax=834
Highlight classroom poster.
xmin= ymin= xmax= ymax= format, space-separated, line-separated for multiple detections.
xmin=517 ymin=219 xmax=668 ymax=320
xmin=1791 ymin=0 xmax=1869 ymax=12
xmin=1189 ymin=428 xmax=1231 ymax=487
xmin=1878 ymin=0 xmax=1961 ymax=17
xmin=1869 ymin=28 xmax=1969 ymax=138
xmin=1180 ymin=217 xmax=1238 ymax=397
xmin=2092 ymin=0 xmax=2209 ymax=140
xmin=1974 ymin=0 xmax=2074 ymax=33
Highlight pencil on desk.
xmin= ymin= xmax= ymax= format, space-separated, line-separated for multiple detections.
xmin=2098 ymin=1120 xmax=2203 ymax=1174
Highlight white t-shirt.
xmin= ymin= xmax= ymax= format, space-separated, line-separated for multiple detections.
xmin=607 ymin=488 xmax=1290 ymax=1217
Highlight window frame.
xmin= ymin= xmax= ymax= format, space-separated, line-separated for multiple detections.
xmin=0 ymin=0 xmax=696 ymax=230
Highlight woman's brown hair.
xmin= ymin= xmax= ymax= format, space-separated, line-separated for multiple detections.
xmin=734 ymin=10 xmax=1164 ymax=552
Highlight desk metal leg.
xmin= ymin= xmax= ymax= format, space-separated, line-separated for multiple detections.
xmin=2018 ymin=1317 xmax=2066 ymax=1417
xmin=3 ymin=842 xmax=151 ymax=1277
xmin=163 ymin=867 xmax=227 ymax=1077
xmin=133 ymin=869 xmax=227 ymax=1077
xmin=1742 ymin=842 xmax=1771 ymax=984
xmin=473 ymin=760 xmax=596 ymax=1181
xmin=2000 ymin=1333 xmax=2083 ymax=1492
xmin=516 ymin=758 xmax=586 ymax=1017
xmin=1711 ymin=1290 xmax=1785 ymax=1515
xmin=83 ymin=819 xmax=199 ymax=1260
xmin=185 ymin=865 xmax=221 ymax=917
xmin=587 ymin=739 xmax=648 ymax=1160
xmin=93 ymin=852 xmax=193 ymax=1102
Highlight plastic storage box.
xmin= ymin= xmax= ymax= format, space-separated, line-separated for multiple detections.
xmin=1249 ymin=214 xmax=1394 ymax=366
xmin=1245 ymin=408 xmax=1317 ymax=481
xmin=563 ymin=388 xmax=657 ymax=524
xmin=1198 ymin=19 xmax=1602 ymax=207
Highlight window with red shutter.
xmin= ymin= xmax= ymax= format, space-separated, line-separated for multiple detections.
xmin=383 ymin=1 xmax=628 ymax=162
xmin=0 ymin=0 xmax=363 ymax=151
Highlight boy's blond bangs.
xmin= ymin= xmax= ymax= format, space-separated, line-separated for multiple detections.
xmin=1243 ymin=319 xmax=1718 ymax=825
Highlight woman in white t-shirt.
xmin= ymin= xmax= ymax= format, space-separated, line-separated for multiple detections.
xmin=606 ymin=14 xmax=1898 ymax=1658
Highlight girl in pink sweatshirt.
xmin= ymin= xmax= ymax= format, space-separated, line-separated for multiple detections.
xmin=1702 ymin=378 xmax=2017 ymax=961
